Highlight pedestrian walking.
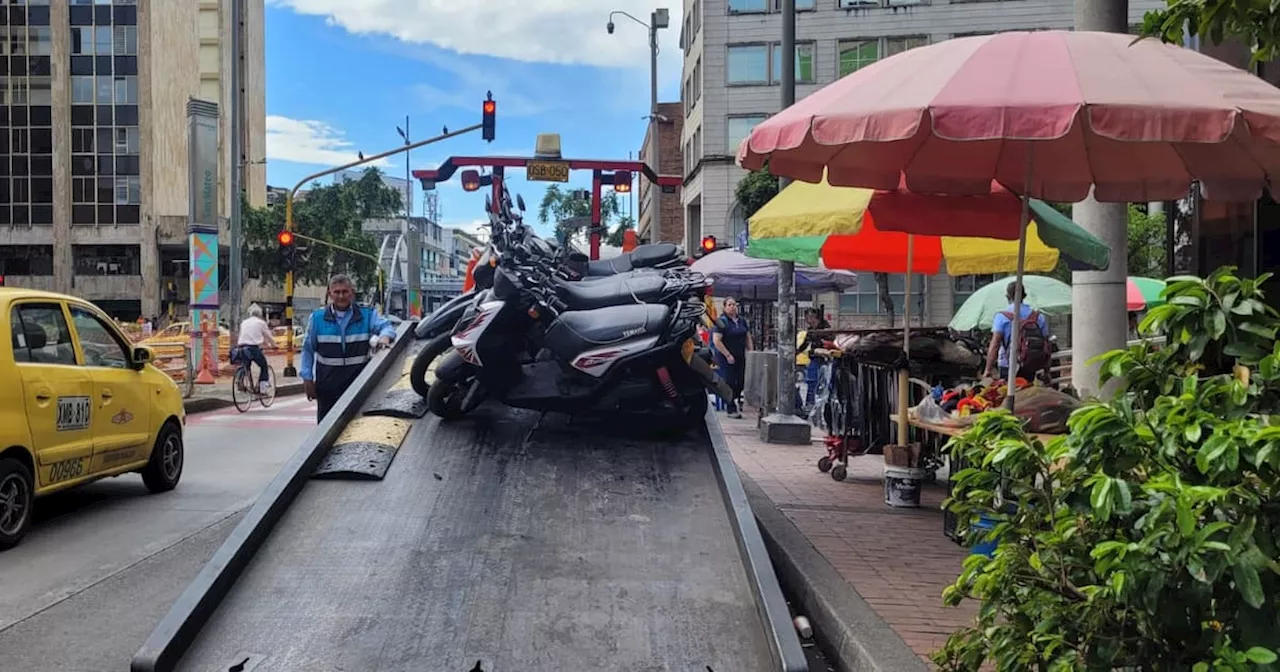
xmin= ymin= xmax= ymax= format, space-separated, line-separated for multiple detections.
xmin=300 ymin=274 xmax=398 ymax=422
xmin=712 ymin=297 xmax=752 ymax=419
xmin=983 ymin=281 xmax=1052 ymax=383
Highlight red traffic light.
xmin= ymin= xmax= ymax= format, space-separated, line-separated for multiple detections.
xmin=482 ymin=97 xmax=496 ymax=142
xmin=483 ymin=100 xmax=495 ymax=114
xmin=700 ymin=235 xmax=717 ymax=253
xmin=277 ymin=230 xmax=294 ymax=246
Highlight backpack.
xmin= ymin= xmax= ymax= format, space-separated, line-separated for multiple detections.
xmin=1001 ymin=309 xmax=1051 ymax=374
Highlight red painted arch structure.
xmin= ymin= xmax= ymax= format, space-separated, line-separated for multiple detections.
xmin=412 ymin=156 xmax=681 ymax=260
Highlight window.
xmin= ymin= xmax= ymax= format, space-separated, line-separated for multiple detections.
xmin=838 ymin=0 xmax=878 ymax=7
xmin=771 ymin=42 xmax=814 ymax=83
xmin=112 ymin=76 xmax=137 ymax=104
xmin=114 ymin=126 xmax=138 ymax=153
xmin=727 ymin=0 xmax=767 ymax=12
xmin=73 ymin=245 xmax=141 ymax=276
xmin=71 ymin=127 xmax=94 ymax=153
xmin=838 ymin=273 xmax=926 ymax=315
xmin=953 ymin=274 xmax=998 ymax=314
xmin=838 ymin=40 xmax=877 ymax=76
xmin=28 ymin=76 xmax=51 ymax=105
xmin=11 ymin=128 xmax=29 ymax=154
xmin=772 ymin=0 xmax=815 ymax=8
xmin=71 ymin=75 xmax=94 ymax=103
xmin=112 ymin=25 xmax=136 ymax=55
xmin=72 ymin=176 xmax=95 ymax=203
xmin=114 ymin=175 xmax=139 ymax=204
xmin=28 ymin=26 xmax=51 ymax=56
xmin=93 ymin=25 xmax=112 ymax=55
xmin=70 ymin=306 xmax=130 ymax=370
xmin=96 ymin=75 xmax=113 ymax=103
xmin=728 ymin=114 xmax=767 ymax=153
xmin=727 ymin=44 xmax=769 ymax=84
xmin=0 ymin=245 xmax=55 ymax=275
xmin=71 ymin=26 xmax=92 ymax=54
xmin=10 ymin=304 xmax=77 ymax=366
xmin=885 ymin=36 xmax=928 ymax=57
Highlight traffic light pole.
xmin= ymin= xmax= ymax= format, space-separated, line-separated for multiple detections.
xmin=281 ymin=122 xmax=482 ymax=378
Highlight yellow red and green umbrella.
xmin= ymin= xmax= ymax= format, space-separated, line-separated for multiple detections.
xmin=746 ymin=175 xmax=1111 ymax=276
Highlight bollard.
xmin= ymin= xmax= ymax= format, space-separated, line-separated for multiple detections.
xmin=193 ymin=314 xmax=217 ymax=385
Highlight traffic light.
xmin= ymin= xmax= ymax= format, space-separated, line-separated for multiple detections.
xmin=482 ymin=96 xmax=496 ymax=142
xmin=701 ymin=235 xmax=717 ymax=254
xmin=277 ymin=230 xmax=294 ymax=246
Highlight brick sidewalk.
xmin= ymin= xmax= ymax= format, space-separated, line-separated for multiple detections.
xmin=720 ymin=413 xmax=977 ymax=666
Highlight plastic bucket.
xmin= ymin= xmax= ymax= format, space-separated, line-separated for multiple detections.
xmin=970 ymin=515 xmax=999 ymax=558
xmin=883 ymin=466 xmax=924 ymax=508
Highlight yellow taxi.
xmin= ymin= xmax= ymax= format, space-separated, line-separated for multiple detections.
xmin=0 ymin=289 xmax=186 ymax=550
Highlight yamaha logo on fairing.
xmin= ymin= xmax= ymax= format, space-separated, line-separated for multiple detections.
xmin=621 ymin=327 xmax=644 ymax=338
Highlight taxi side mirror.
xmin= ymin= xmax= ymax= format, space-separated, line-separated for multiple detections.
xmin=132 ymin=346 xmax=155 ymax=369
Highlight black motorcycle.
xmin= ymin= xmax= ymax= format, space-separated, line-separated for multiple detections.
xmin=426 ymin=241 xmax=730 ymax=431
xmin=410 ymin=190 xmax=694 ymax=397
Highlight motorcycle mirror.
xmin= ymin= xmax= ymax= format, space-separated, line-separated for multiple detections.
xmin=516 ymin=194 xmax=526 ymax=211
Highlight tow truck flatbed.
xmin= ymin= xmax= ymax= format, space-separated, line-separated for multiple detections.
xmin=133 ymin=329 xmax=807 ymax=672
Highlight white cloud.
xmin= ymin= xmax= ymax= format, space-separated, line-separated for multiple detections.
xmin=271 ymin=0 xmax=684 ymax=73
xmin=265 ymin=115 xmax=392 ymax=168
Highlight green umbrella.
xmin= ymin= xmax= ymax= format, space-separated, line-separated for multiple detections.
xmin=949 ymin=275 xmax=1073 ymax=332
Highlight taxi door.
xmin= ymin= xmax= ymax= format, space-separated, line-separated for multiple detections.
xmin=10 ymin=301 xmax=96 ymax=489
xmin=66 ymin=304 xmax=152 ymax=471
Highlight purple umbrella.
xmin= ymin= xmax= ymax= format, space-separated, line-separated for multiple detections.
xmin=691 ymin=248 xmax=858 ymax=300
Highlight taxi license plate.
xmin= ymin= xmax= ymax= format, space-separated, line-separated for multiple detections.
xmin=527 ymin=160 xmax=570 ymax=183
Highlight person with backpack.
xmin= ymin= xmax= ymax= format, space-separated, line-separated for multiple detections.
xmin=983 ymin=281 xmax=1052 ymax=383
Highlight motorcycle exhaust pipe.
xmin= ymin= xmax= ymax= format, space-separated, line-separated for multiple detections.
xmin=686 ymin=350 xmax=734 ymax=402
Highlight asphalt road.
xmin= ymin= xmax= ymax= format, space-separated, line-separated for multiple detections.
xmin=0 ymin=395 xmax=317 ymax=672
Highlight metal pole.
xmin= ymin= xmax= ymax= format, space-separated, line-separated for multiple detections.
xmin=404 ymin=115 xmax=422 ymax=320
xmin=775 ymin=0 xmax=798 ymax=419
xmin=227 ymin=0 xmax=244 ymax=341
xmin=649 ymin=16 xmax=661 ymax=254
xmin=281 ymin=122 xmax=483 ymax=377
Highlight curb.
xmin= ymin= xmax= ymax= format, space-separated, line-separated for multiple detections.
xmin=182 ymin=382 xmax=307 ymax=415
xmin=741 ymin=473 xmax=929 ymax=672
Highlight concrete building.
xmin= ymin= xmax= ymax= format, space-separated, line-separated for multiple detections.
xmin=444 ymin=226 xmax=484 ymax=279
xmin=678 ymin=0 xmax=1162 ymax=329
xmin=636 ymin=101 xmax=684 ymax=245
xmin=0 ymin=0 xmax=267 ymax=319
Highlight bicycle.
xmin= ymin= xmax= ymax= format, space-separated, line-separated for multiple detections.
xmin=231 ymin=348 xmax=276 ymax=413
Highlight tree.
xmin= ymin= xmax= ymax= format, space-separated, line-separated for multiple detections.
xmin=535 ymin=184 xmax=621 ymax=246
xmin=606 ymin=215 xmax=635 ymax=248
xmin=243 ymin=168 xmax=399 ymax=294
xmin=735 ymin=165 xmax=780 ymax=220
xmin=1128 ymin=204 xmax=1168 ymax=278
xmin=935 ymin=267 xmax=1280 ymax=670
xmin=1141 ymin=1 xmax=1280 ymax=65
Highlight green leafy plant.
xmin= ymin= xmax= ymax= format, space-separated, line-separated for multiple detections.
xmin=1141 ymin=1 xmax=1280 ymax=66
xmin=535 ymin=184 xmax=621 ymax=246
xmin=935 ymin=267 xmax=1280 ymax=671
xmin=735 ymin=164 xmax=779 ymax=220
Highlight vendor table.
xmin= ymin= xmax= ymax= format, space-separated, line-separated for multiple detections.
xmin=893 ymin=414 xmax=1062 ymax=541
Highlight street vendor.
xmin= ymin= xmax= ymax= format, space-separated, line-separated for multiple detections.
xmin=983 ymin=281 xmax=1051 ymax=382
xmin=797 ymin=308 xmax=830 ymax=410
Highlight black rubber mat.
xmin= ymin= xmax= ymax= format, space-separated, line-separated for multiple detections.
xmin=362 ymin=388 xmax=428 ymax=419
xmin=311 ymin=441 xmax=399 ymax=481
xmin=177 ymin=406 xmax=776 ymax=672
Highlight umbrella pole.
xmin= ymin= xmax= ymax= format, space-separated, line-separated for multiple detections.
xmin=1003 ymin=195 xmax=1032 ymax=411
xmin=897 ymin=235 xmax=914 ymax=448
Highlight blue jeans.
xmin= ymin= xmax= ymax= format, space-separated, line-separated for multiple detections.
xmin=241 ymin=345 xmax=269 ymax=383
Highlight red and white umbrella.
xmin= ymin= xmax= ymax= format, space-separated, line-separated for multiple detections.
xmin=738 ymin=30 xmax=1280 ymax=203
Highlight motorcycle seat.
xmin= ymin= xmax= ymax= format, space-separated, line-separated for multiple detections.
xmin=544 ymin=303 xmax=671 ymax=365
xmin=586 ymin=242 xmax=681 ymax=275
xmin=554 ymin=273 xmax=667 ymax=310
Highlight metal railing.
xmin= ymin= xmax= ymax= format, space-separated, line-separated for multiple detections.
xmin=1046 ymin=335 xmax=1167 ymax=388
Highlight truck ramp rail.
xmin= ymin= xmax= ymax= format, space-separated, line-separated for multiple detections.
xmin=132 ymin=328 xmax=808 ymax=672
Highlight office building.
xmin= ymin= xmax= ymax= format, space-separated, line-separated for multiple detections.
xmin=0 ymin=0 xmax=267 ymax=319
xmin=636 ymin=101 xmax=684 ymax=245
xmin=678 ymin=0 xmax=1162 ymax=328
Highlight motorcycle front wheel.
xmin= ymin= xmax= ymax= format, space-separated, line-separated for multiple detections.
xmin=426 ymin=373 xmax=485 ymax=420
xmin=410 ymin=332 xmax=453 ymax=399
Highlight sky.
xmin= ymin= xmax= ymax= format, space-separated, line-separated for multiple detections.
xmin=262 ymin=0 xmax=683 ymax=238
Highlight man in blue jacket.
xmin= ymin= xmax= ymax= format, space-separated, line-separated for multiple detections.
xmin=301 ymin=273 xmax=398 ymax=422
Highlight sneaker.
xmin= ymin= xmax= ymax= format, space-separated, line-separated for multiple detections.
xmin=259 ymin=381 xmax=270 ymax=394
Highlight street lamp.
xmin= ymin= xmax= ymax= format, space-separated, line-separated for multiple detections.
xmin=607 ymin=8 xmax=668 ymax=246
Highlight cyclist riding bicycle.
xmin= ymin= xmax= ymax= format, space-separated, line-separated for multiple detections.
xmin=235 ymin=305 xmax=278 ymax=394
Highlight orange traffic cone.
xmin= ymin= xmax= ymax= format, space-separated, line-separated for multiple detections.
xmin=193 ymin=314 xmax=216 ymax=385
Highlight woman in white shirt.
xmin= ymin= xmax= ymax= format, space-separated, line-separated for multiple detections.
xmin=237 ymin=305 xmax=278 ymax=393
